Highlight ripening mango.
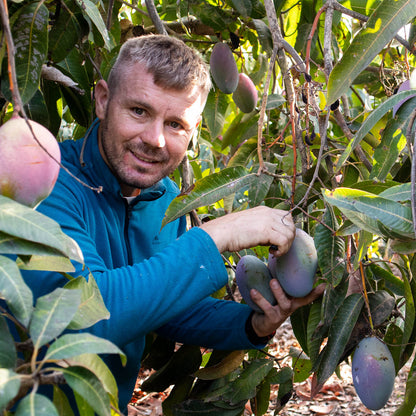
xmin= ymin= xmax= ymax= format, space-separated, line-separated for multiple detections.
xmin=0 ymin=116 xmax=61 ymax=207
xmin=209 ymin=43 xmax=239 ymax=94
xmin=235 ymin=255 xmax=276 ymax=312
xmin=268 ymin=228 xmax=317 ymax=298
xmin=232 ymin=73 xmax=258 ymax=113
xmin=352 ymin=336 xmax=395 ymax=410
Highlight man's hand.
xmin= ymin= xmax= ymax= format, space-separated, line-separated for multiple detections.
xmin=250 ymin=278 xmax=326 ymax=338
xmin=200 ymin=206 xmax=295 ymax=255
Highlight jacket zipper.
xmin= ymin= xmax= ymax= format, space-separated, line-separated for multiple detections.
xmin=124 ymin=200 xmax=134 ymax=265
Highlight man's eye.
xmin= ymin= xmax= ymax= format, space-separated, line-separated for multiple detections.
xmin=133 ymin=107 xmax=145 ymax=116
xmin=169 ymin=121 xmax=182 ymax=129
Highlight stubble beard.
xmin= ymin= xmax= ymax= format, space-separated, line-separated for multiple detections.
xmin=99 ymin=118 xmax=178 ymax=190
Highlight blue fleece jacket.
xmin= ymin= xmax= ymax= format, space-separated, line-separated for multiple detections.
xmin=22 ymin=120 xmax=263 ymax=412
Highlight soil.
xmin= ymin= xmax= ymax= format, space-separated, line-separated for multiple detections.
xmin=127 ymin=319 xmax=414 ymax=416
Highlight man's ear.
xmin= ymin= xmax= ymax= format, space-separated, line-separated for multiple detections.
xmin=94 ymin=80 xmax=109 ymax=120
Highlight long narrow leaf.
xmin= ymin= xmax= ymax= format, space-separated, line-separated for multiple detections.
xmin=61 ymin=366 xmax=111 ymax=416
xmin=0 ymin=315 xmax=17 ymax=368
xmin=311 ymin=294 xmax=364 ymax=396
xmin=45 ymin=333 xmax=126 ymax=365
xmin=323 ymin=188 xmax=414 ymax=239
xmin=0 ymin=196 xmax=83 ymax=263
xmin=162 ymin=166 xmax=259 ymax=226
xmin=0 ymin=255 xmax=33 ymax=327
xmin=327 ymin=0 xmax=416 ymax=103
xmin=8 ymin=2 xmax=48 ymax=104
xmin=335 ymin=90 xmax=416 ymax=170
xmin=30 ymin=288 xmax=81 ymax=348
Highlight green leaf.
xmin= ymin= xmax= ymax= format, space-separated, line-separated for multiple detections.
xmin=265 ymin=93 xmax=286 ymax=110
xmin=0 ymin=255 xmax=33 ymax=327
xmin=312 ymin=294 xmax=364 ymax=395
xmin=45 ymin=333 xmax=126 ymax=365
xmin=393 ymin=368 xmax=416 ymax=416
xmin=8 ymin=2 xmax=49 ymax=104
xmin=52 ymin=386 xmax=76 ymax=416
xmin=248 ymin=163 xmax=276 ymax=207
xmin=74 ymin=0 xmax=113 ymax=50
xmin=327 ymin=0 xmax=416 ymax=103
xmin=62 ymin=354 xmax=119 ymax=404
xmin=370 ymin=123 xmax=407 ymax=181
xmin=64 ymin=275 xmax=110 ymax=330
xmin=335 ymin=90 xmax=416 ymax=170
xmin=369 ymin=262 xmax=405 ymax=296
xmin=323 ymin=188 xmax=415 ymax=239
xmin=204 ymin=90 xmax=230 ymax=139
xmin=61 ymin=366 xmax=111 ymax=416
xmin=16 ymin=254 xmax=75 ymax=273
xmin=379 ymin=182 xmax=411 ymax=202
xmin=0 ymin=369 xmax=21 ymax=411
xmin=205 ymin=359 xmax=274 ymax=406
xmin=0 ymin=196 xmax=83 ymax=264
xmin=0 ymin=315 xmax=17 ymax=368
xmin=400 ymin=271 xmax=415 ymax=363
xmin=49 ymin=9 xmax=87 ymax=63
xmin=315 ymin=206 xmax=345 ymax=286
xmin=307 ymin=301 xmax=325 ymax=364
xmin=162 ymin=166 xmax=260 ymax=226
xmin=15 ymin=392 xmax=59 ymax=416
xmin=30 ymin=288 xmax=81 ymax=348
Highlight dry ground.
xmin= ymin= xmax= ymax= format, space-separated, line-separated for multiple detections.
xmin=128 ymin=320 xmax=414 ymax=416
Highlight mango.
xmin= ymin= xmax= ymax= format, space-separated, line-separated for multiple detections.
xmin=235 ymin=255 xmax=276 ymax=312
xmin=0 ymin=116 xmax=61 ymax=207
xmin=352 ymin=336 xmax=395 ymax=410
xmin=268 ymin=228 xmax=317 ymax=298
xmin=232 ymin=73 xmax=258 ymax=113
xmin=209 ymin=43 xmax=239 ymax=94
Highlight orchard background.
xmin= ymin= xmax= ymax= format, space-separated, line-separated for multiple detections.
xmin=1 ymin=0 xmax=416 ymax=415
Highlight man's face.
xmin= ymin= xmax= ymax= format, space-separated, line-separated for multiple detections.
xmin=95 ymin=63 xmax=205 ymax=196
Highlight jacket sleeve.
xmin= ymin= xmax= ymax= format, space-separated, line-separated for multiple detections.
xmin=156 ymin=297 xmax=268 ymax=350
xmin=24 ymin=174 xmax=231 ymax=348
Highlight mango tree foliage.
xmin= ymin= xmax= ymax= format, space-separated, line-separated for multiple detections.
xmin=1 ymin=0 xmax=416 ymax=414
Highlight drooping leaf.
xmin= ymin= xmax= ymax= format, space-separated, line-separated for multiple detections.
xmin=315 ymin=206 xmax=345 ymax=286
xmin=311 ymin=294 xmax=364 ymax=396
xmin=60 ymin=354 xmax=119 ymax=404
xmin=327 ymin=0 xmax=416 ymax=103
xmin=45 ymin=333 xmax=126 ymax=365
xmin=61 ymin=366 xmax=111 ymax=416
xmin=0 ymin=196 xmax=83 ymax=263
xmin=194 ymin=350 xmax=245 ymax=380
xmin=162 ymin=166 xmax=260 ymax=226
xmin=248 ymin=163 xmax=276 ymax=207
xmin=204 ymin=90 xmax=230 ymax=139
xmin=64 ymin=275 xmax=110 ymax=330
xmin=323 ymin=188 xmax=415 ymax=240
xmin=74 ymin=0 xmax=113 ymax=50
xmin=204 ymin=359 xmax=274 ymax=406
xmin=5 ymin=2 xmax=49 ymax=104
xmin=0 ymin=369 xmax=21 ymax=412
xmin=30 ymin=288 xmax=81 ymax=348
xmin=0 ymin=315 xmax=17 ymax=368
xmin=0 ymin=255 xmax=33 ymax=327
xmin=335 ymin=90 xmax=416 ymax=170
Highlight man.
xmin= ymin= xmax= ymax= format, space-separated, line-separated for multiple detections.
xmin=26 ymin=35 xmax=324 ymax=412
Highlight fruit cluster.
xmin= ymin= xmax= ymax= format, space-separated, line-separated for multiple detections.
xmin=209 ymin=42 xmax=258 ymax=113
xmin=235 ymin=228 xmax=318 ymax=312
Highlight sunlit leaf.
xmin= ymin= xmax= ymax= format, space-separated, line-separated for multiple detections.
xmin=162 ymin=166 xmax=260 ymax=226
xmin=30 ymin=288 xmax=81 ymax=348
xmin=0 ymin=369 xmax=21 ymax=411
xmin=64 ymin=275 xmax=110 ymax=330
xmin=327 ymin=0 xmax=416 ymax=103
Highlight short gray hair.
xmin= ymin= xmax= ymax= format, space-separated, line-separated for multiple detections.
xmin=107 ymin=35 xmax=211 ymax=99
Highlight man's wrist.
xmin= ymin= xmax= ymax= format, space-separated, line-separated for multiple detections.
xmin=245 ymin=311 xmax=275 ymax=345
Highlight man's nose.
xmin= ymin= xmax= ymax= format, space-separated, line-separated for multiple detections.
xmin=141 ymin=121 xmax=166 ymax=148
